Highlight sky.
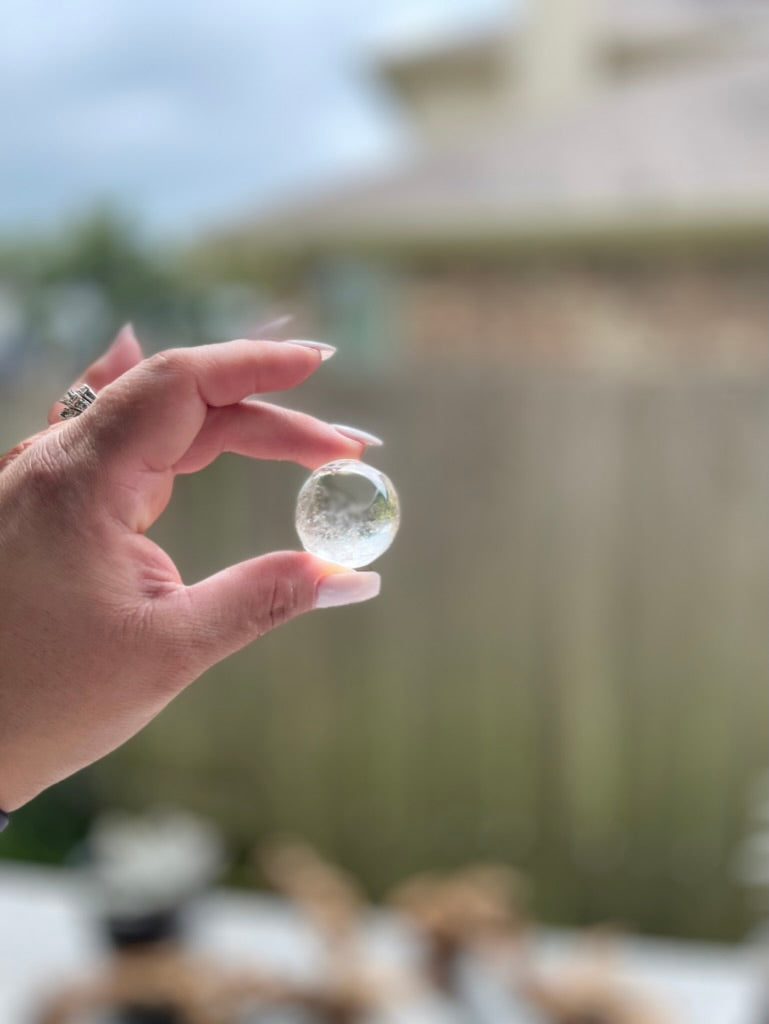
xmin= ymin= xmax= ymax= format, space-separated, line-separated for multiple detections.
xmin=0 ymin=0 xmax=511 ymax=241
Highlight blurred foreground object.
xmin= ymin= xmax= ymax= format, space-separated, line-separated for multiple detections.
xmin=733 ymin=776 xmax=769 ymax=1024
xmin=258 ymin=841 xmax=677 ymax=1022
xmin=5 ymin=832 xmax=760 ymax=1023
xmin=733 ymin=776 xmax=769 ymax=900
xmin=259 ymin=836 xmax=367 ymax=944
xmin=389 ymin=864 xmax=528 ymax=992
xmin=40 ymin=809 xmax=232 ymax=1024
xmin=89 ymin=808 xmax=227 ymax=924
xmin=509 ymin=926 xmax=674 ymax=1024
xmin=257 ymin=837 xmax=415 ymax=1021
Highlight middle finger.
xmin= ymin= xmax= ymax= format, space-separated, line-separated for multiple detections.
xmin=171 ymin=401 xmax=370 ymax=475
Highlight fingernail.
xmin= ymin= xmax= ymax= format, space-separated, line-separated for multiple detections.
xmin=121 ymin=322 xmax=138 ymax=344
xmin=315 ymin=572 xmax=381 ymax=608
xmin=255 ymin=313 xmax=294 ymax=335
xmin=332 ymin=424 xmax=383 ymax=447
xmin=108 ymin=322 xmax=136 ymax=351
xmin=284 ymin=339 xmax=336 ymax=361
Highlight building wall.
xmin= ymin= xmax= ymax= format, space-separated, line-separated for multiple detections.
xmin=399 ymin=256 xmax=768 ymax=375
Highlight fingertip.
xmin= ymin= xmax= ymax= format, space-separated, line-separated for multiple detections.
xmin=282 ymin=340 xmax=337 ymax=363
xmin=106 ymin=323 xmax=144 ymax=371
xmin=47 ymin=324 xmax=145 ymax=426
xmin=314 ymin=571 xmax=381 ymax=608
xmin=331 ymin=424 xmax=384 ymax=448
xmin=84 ymin=324 xmax=145 ymax=390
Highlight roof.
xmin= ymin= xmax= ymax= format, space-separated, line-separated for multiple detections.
xmin=598 ymin=0 xmax=767 ymax=43
xmin=373 ymin=0 xmax=767 ymax=75
xmin=230 ymin=52 xmax=769 ymax=254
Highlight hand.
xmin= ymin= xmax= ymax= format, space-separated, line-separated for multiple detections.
xmin=0 ymin=326 xmax=380 ymax=811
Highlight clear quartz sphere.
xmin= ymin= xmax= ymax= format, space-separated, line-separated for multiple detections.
xmin=295 ymin=459 xmax=400 ymax=569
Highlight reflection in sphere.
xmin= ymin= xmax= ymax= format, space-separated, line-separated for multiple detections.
xmin=295 ymin=460 xmax=400 ymax=569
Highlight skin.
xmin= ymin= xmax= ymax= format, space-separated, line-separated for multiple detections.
xmin=0 ymin=327 xmax=379 ymax=811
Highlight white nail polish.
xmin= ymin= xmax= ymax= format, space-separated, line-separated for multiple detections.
xmin=315 ymin=572 xmax=381 ymax=608
xmin=121 ymin=322 xmax=138 ymax=344
xmin=332 ymin=424 xmax=384 ymax=447
xmin=255 ymin=313 xmax=294 ymax=335
xmin=284 ymin=340 xmax=336 ymax=360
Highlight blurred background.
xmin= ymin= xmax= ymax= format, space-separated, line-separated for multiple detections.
xmin=0 ymin=0 xmax=767 ymax=1021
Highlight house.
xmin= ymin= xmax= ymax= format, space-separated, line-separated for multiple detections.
xmin=210 ymin=0 xmax=769 ymax=373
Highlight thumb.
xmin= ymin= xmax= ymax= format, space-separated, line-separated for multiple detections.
xmin=169 ymin=551 xmax=380 ymax=670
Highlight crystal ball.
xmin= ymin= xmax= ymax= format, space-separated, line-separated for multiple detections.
xmin=295 ymin=459 xmax=400 ymax=569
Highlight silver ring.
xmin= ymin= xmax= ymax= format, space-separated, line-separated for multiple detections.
xmin=59 ymin=383 xmax=98 ymax=419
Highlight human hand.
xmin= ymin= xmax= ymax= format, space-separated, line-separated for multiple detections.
xmin=0 ymin=326 xmax=381 ymax=811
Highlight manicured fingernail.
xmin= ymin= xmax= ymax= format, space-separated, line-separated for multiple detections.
xmin=256 ymin=313 xmax=294 ymax=334
xmin=315 ymin=572 xmax=381 ymax=608
xmin=109 ymin=322 xmax=137 ymax=350
xmin=332 ymin=424 xmax=383 ymax=447
xmin=284 ymin=339 xmax=336 ymax=361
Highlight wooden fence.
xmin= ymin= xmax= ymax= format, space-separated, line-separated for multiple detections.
xmin=2 ymin=366 xmax=766 ymax=940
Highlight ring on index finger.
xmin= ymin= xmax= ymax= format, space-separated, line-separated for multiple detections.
xmin=59 ymin=383 xmax=98 ymax=419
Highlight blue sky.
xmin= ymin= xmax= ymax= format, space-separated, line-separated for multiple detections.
xmin=1 ymin=0 xmax=510 ymax=240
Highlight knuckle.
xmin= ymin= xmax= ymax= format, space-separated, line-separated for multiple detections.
xmin=0 ymin=433 xmax=41 ymax=477
xmin=261 ymin=574 xmax=300 ymax=634
xmin=22 ymin=437 xmax=71 ymax=503
xmin=142 ymin=349 xmax=202 ymax=409
xmin=233 ymin=572 xmax=303 ymax=641
xmin=146 ymin=349 xmax=189 ymax=381
xmin=1 ymin=430 xmax=103 ymax=547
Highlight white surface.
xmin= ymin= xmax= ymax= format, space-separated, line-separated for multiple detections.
xmin=0 ymin=862 xmax=763 ymax=1023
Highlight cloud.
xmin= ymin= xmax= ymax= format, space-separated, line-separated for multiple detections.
xmin=0 ymin=0 xmax=511 ymax=238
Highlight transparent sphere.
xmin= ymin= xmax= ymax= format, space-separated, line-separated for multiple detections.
xmin=295 ymin=460 xmax=400 ymax=569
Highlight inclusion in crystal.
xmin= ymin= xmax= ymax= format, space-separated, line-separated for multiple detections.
xmin=295 ymin=459 xmax=400 ymax=569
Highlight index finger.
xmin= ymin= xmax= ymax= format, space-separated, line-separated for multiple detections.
xmin=68 ymin=338 xmax=335 ymax=473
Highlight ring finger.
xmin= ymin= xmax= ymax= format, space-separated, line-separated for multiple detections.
xmin=47 ymin=323 xmax=143 ymax=424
